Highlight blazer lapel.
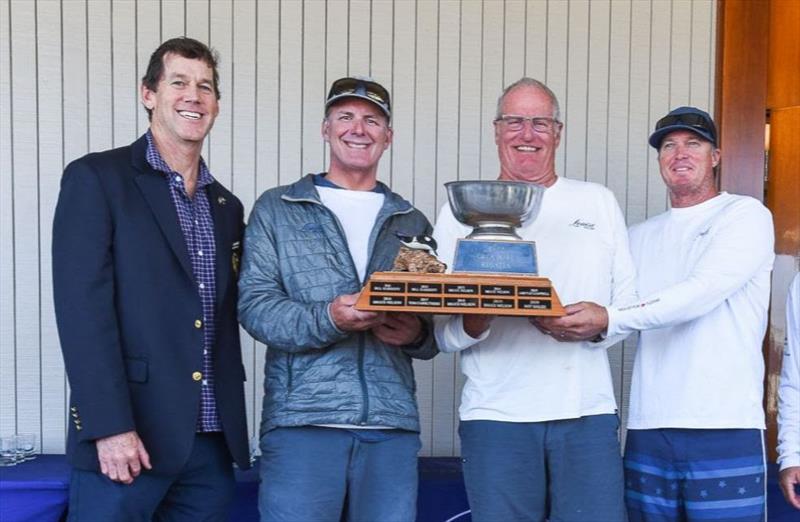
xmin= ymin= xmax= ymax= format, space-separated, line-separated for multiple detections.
xmin=207 ymin=182 xmax=231 ymax=311
xmin=131 ymin=139 xmax=194 ymax=280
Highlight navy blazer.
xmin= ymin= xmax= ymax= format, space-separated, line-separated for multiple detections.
xmin=52 ymin=134 xmax=250 ymax=474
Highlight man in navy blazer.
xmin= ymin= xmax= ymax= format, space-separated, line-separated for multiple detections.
xmin=52 ymin=37 xmax=249 ymax=521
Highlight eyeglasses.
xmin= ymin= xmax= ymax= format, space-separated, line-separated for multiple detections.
xmin=494 ymin=115 xmax=561 ymax=133
xmin=655 ymin=113 xmax=713 ymax=133
xmin=327 ymin=78 xmax=391 ymax=113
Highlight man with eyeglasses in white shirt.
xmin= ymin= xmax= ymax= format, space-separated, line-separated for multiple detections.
xmin=432 ymin=77 xmax=637 ymax=521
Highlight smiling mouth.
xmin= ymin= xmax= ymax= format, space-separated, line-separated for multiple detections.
xmin=344 ymin=142 xmax=370 ymax=149
xmin=178 ymin=110 xmax=202 ymax=120
xmin=514 ymin=145 xmax=541 ymax=152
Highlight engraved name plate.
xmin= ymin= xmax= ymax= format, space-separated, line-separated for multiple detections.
xmin=519 ymin=299 xmax=552 ymax=310
xmin=370 ymin=282 xmax=406 ymax=293
xmin=369 ymin=295 xmax=405 ymax=306
xmin=518 ymin=286 xmax=552 ymax=297
xmin=481 ymin=285 xmax=515 ymax=296
xmin=407 ymin=296 xmax=443 ymax=307
xmin=444 ymin=297 xmax=479 ymax=308
xmin=444 ymin=284 xmax=479 ymax=295
xmin=408 ymin=283 xmax=442 ymax=294
xmin=481 ymin=298 xmax=515 ymax=309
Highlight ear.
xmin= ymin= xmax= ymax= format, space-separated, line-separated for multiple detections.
xmin=383 ymin=127 xmax=393 ymax=150
xmin=140 ymin=83 xmax=155 ymax=111
xmin=711 ymin=148 xmax=721 ymax=168
xmin=321 ymin=118 xmax=330 ymax=143
xmin=553 ymin=124 xmax=563 ymax=148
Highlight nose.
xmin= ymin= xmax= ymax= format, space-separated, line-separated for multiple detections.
xmin=350 ymin=118 xmax=366 ymax=135
xmin=520 ymin=120 xmax=536 ymax=140
xmin=183 ymin=83 xmax=200 ymax=102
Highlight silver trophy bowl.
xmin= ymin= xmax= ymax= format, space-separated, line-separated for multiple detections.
xmin=445 ymin=180 xmax=544 ymax=240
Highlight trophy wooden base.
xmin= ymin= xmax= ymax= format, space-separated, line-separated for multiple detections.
xmin=355 ymin=272 xmax=565 ymax=317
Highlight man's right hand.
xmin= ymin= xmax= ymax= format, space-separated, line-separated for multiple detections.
xmin=331 ymin=293 xmax=385 ymax=332
xmin=96 ymin=430 xmax=151 ymax=484
xmin=779 ymin=466 xmax=800 ymax=509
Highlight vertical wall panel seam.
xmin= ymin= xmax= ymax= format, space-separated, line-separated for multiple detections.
xmin=544 ymin=0 xmax=549 ymax=84
xmin=500 ymin=0 xmax=505 ymax=83
xmin=110 ymin=0 xmax=115 ymax=146
xmin=389 ymin=0 xmax=394 ymax=186
xmin=8 ymin=0 xmax=17 ymax=431
xmin=277 ymin=0 xmax=281 ymax=184
xmin=346 ymin=0 xmax=350 ymax=74
xmin=230 ymin=0 xmax=235 ymax=191
xmin=434 ymin=0 xmax=440 ymax=213
xmin=604 ymin=0 xmax=611 ymax=186
xmin=323 ymin=0 xmax=328 ymax=172
xmin=645 ymin=0 xmax=654 ymax=218
xmin=35 ymin=0 xmax=43 ymax=439
xmin=252 ymin=0 xmax=259 ymax=437
xmin=688 ymin=0 xmax=694 ymax=103
xmin=478 ymin=0 xmax=483 ymax=172
xmin=206 ymin=0 xmax=212 ymax=166
xmin=83 ymin=1 xmax=88 ymax=154
xmin=457 ymin=0 xmax=462 ymax=182
xmin=624 ymin=0 xmax=632 ymax=220
xmin=59 ymin=2 xmax=66 ymax=431
xmin=454 ymin=0 xmax=463 ymax=453
xmin=708 ymin=1 xmax=713 ymax=112
xmin=583 ymin=0 xmax=591 ymax=182
xmin=368 ymin=0 xmax=373 ymax=77
xmin=134 ymin=0 xmax=139 ymax=136
xmin=666 ymin=0 xmax=674 ymax=211
xmin=562 ymin=0 xmax=570 ymax=176
xmin=183 ymin=0 xmax=187 ymax=36
xmin=412 ymin=0 xmax=417 ymax=202
xmin=522 ymin=0 xmax=527 ymax=75
xmin=158 ymin=0 xmax=162 ymax=41
xmin=299 ymin=0 xmax=303 ymax=181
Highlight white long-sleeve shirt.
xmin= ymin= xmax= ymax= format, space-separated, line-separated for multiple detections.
xmin=433 ymin=177 xmax=637 ymax=422
xmin=608 ymin=192 xmax=774 ymax=429
xmin=778 ymin=273 xmax=800 ymax=470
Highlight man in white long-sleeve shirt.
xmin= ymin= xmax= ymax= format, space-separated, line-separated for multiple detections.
xmin=541 ymin=106 xmax=775 ymax=522
xmin=778 ymin=273 xmax=800 ymax=510
xmin=433 ymin=78 xmax=637 ymax=522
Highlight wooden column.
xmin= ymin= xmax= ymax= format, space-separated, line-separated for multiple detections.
xmin=716 ymin=0 xmax=800 ymax=461
xmin=714 ymin=0 xmax=769 ymax=199
xmin=764 ymin=0 xmax=800 ymax=462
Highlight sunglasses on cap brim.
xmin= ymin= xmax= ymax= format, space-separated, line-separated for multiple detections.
xmin=655 ymin=113 xmax=714 ymax=133
xmin=328 ymin=78 xmax=391 ymax=110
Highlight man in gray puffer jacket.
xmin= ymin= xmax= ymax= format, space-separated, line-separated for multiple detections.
xmin=238 ymin=77 xmax=438 ymax=522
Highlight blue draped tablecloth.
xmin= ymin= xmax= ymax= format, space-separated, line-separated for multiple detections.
xmin=2 ymin=455 xmax=796 ymax=522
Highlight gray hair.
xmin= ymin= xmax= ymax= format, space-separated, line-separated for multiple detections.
xmin=495 ymin=78 xmax=561 ymax=122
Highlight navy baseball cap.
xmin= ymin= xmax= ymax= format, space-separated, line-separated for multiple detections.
xmin=649 ymin=106 xmax=717 ymax=149
xmin=325 ymin=76 xmax=392 ymax=121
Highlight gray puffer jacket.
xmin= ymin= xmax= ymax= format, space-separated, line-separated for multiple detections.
xmin=238 ymin=174 xmax=438 ymax=433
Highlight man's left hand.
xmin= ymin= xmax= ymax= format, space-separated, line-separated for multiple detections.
xmin=531 ymin=301 xmax=608 ymax=342
xmin=779 ymin=466 xmax=800 ymax=509
xmin=372 ymin=313 xmax=423 ymax=346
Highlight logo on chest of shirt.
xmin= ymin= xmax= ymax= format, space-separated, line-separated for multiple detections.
xmin=569 ymin=219 xmax=596 ymax=230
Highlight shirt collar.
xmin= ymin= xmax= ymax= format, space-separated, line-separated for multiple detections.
xmin=313 ymin=172 xmax=385 ymax=194
xmin=145 ymin=130 xmax=215 ymax=189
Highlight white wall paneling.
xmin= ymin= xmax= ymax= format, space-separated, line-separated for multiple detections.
xmin=0 ymin=0 xmax=718 ymax=457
